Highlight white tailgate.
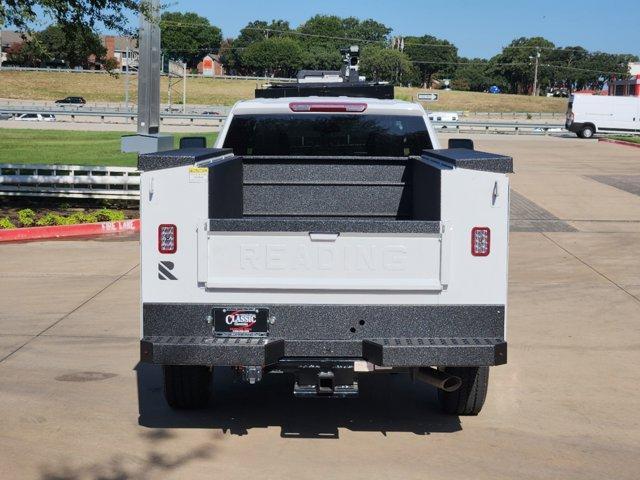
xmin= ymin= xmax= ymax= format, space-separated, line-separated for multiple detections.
xmin=199 ymin=231 xmax=446 ymax=292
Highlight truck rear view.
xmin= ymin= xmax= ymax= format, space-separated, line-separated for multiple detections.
xmin=138 ymin=80 xmax=511 ymax=416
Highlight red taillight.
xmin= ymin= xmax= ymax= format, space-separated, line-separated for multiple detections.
xmin=471 ymin=227 xmax=490 ymax=256
xmin=158 ymin=224 xmax=177 ymax=254
xmin=289 ymin=102 xmax=367 ymax=113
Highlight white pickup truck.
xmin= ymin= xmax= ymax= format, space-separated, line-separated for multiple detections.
xmin=138 ymin=83 xmax=512 ymax=415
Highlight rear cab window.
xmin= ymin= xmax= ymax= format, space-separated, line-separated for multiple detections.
xmin=223 ymin=114 xmax=433 ymax=156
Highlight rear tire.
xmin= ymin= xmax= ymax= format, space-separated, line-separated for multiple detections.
xmin=437 ymin=366 xmax=489 ymax=415
xmin=578 ymin=125 xmax=594 ymax=139
xmin=163 ymin=365 xmax=212 ymax=409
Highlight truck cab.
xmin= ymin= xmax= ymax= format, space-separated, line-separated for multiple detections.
xmin=138 ymin=76 xmax=511 ymax=416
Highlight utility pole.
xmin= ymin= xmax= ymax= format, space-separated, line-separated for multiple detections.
xmin=531 ymin=48 xmax=541 ymax=96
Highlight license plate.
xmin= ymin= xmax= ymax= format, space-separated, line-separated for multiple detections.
xmin=212 ymin=308 xmax=269 ymax=336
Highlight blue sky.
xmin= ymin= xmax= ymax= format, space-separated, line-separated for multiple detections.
xmin=168 ymin=0 xmax=639 ymax=59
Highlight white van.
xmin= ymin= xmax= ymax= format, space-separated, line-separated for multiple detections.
xmin=566 ymin=94 xmax=640 ymax=138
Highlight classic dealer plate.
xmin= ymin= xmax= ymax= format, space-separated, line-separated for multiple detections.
xmin=212 ymin=308 xmax=269 ymax=336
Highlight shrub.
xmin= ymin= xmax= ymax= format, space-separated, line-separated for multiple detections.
xmin=29 ymin=209 xmax=126 ymax=227
xmin=36 ymin=213 xmax=70 ymax=226
xmin=0 ymin=217 xmax=16 ymax=229
xmin=94 ymin=209 xmax=125 ymax=222
xmin=17 ymin=208 xmax=36 ymax=227
xmin=67 ymin=212 xmax=98 ymax=224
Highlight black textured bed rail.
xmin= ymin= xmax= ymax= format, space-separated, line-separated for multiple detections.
xmin=209 ymin=218 xmax=441 ymax=233
xmin=422 ymin=148 xmax=513 ymax=174
xmin=138 ymin=147 xmax=232 ymax=172
xmin=362 ymin=337 xmax=507 ymax=367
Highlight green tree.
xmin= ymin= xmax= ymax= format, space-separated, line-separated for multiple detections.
xmin=1 ymin=0 xmax=138 ymax=33
xmin=543 ymin=46 xmax=590 ymax=91
xmin=360 ymin=46 xmax=416 ymax=84
xmin=403 ymin=35 xmax=458 ymax=87
xmin=302 ymin=45 xmax=342 ymax=70
xmin=223 ymin=19 xmax=291 ymax=74
xmin=574 ymin=52 xmax=638 ymax=90
xmin=492 ymin=37 xmax=555 ymax=94
xmin=241 ymin=36 xmax=305 ymax=77
xmin=297 ymin=15 xmax=390 ymax=50
xmin=454 ymin=58 xmax=507 ymax=92
xmin=160 ymin=12 xmax=222 ymax=68
xmin=12 ymin=24 xmax=105 ymax=68
xmin=297 ymin=15 xmax=391 ymax=50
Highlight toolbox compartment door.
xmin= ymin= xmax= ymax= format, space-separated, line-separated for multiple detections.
xmin=198 ymin=226 xmax=447 ymax=292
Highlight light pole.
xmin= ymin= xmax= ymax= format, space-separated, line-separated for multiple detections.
xmin=124 ymin=36 xmax=130 ymax=110
xmin=530 ymin=48 xmax=541 ymax=96
xmin=0 ymin=23 xmax=4 ymax=69
xmin=121 ymin=0 xmax=174 ymax=154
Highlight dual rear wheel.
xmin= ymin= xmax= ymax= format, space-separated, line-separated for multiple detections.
xmin=163 ymin=365 xmax=212 ymax=409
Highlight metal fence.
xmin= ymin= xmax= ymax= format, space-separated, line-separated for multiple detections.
xmin=0 ymin=66 xmax=297 ymax=82
xmin=436 ymin=121 xmax=565 ymax=134
xmin=0 ymin=107 xmax=228 ymax=127
xmin=0 ymin=163 xmax=139 ymax=200
xmin=0 ymin=106 xmax=566 ymax=132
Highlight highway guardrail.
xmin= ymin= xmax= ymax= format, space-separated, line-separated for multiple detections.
xmin=0 ymin=163 xmax=140 ymax=200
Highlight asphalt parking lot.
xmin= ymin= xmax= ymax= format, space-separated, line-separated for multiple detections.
xmin=1 ymin=134 xmax=639 ymax=480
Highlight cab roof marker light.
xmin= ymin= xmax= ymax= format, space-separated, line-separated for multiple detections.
xmin=289 ymin=102 xmax=367 ymax=113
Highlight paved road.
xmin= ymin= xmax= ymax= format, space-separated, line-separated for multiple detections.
xmin=1 ymin=135 xmax=639 ymax=479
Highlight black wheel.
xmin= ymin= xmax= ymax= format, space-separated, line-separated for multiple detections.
xmin=437 ymin=367 xmax=489 ymax=415
xmin=578 ymin=125 xmax=594 ymax=139
xmin=163 ymin=365 xmax=212 ymax=409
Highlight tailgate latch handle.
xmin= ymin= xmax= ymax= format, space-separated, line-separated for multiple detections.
xmin=309 ymin=232 xmax=340 ymax=242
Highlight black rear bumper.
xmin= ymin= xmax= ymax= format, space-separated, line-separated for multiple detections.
xmin=141 ymin=303 xmax=506 ymax=367
xmin=140 ymin=336 xmax=506 ymax=367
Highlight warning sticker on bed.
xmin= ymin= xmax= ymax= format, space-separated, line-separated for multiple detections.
xmin=188 ymin=167 xmax=208 ymax=183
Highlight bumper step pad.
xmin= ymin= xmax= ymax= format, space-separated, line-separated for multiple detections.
xmin=141 ymin=336 xmax=284 ymax=366
xmin=362 ymin=337 xmax=507 ymax=367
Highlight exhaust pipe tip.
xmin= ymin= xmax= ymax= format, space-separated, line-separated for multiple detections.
xmin=414 ymin=367 xmax=462 ymax=392
xmin=440 ymin=375 xmax=462 ymax=392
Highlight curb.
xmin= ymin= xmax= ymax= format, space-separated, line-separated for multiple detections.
xmin=0 ymin=219 xmax=140 ymax=243
xmin=598 ymin=138 xmax=640 ymax=149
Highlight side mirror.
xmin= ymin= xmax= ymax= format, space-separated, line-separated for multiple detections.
xmin=448 ymin=138 xmax=474 ymax=150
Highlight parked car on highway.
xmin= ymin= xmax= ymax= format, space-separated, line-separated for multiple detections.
xmin=0 ymin=113 xmax=13 ymax=121
xmin=201 ymin=111 xmax=220 ymax=116
xmin=14 ymin=113 xmax=56 ymax=122
xmin=55 ymin=96 xmax=86 ymax=105
xmin=427 ymin=111 xmax=459 ymax=122
xmin=428 ymin=111 xmax=459 ymax=129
